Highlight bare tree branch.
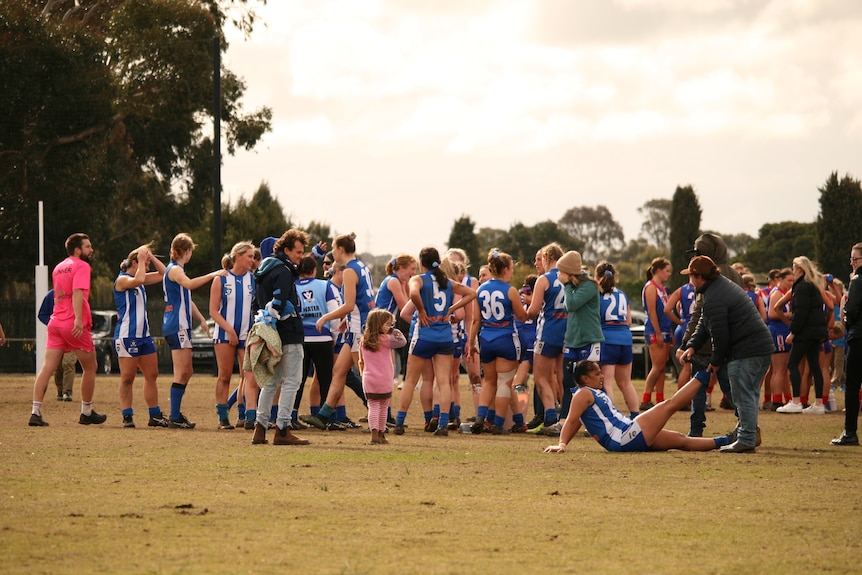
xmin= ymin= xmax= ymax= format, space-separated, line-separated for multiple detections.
xmin=41 ymin=113 xmax=125 ymax=157
xmin=81 ymin=1 xmax=102 ymax=25
xmin=0 ymin=151 xmax=25 ymax=161
xmin=41 ymin=0 xmax=64 ymax=18
xmin=62 ymin=5 xmax=83 ymax=24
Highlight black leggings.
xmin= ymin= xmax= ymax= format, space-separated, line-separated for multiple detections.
xmin=844 ymin=338 xmax=862 ymax=434
xmin=787 ymin=337 xmax=823 ymax=399
xmin=299 ymin=341 xmax=334 ymax=410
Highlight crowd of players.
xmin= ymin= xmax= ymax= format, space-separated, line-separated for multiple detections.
xmin=26 ymin=230 xmax=862 ymax=451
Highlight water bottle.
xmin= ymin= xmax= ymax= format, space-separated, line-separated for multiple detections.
xmin=828 ymin=388 xmax=837 ymax=412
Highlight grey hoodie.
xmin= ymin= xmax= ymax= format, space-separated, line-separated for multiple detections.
xmin=692 ymin=233 xmax=743 ymax=288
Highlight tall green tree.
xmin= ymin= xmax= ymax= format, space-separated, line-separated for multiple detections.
xmin=722 ymin=232 xmax=755 ymax=261
xmin=224 ymin=183 xmax=291 ymax=247
xmin=497 ymin=220 xmax=582 ymax=267
xmin=447 ymin=216 xmax=480 ymax=273
xmin=637 ymin=198 xmax=671 ymax=251
xmin=558 ymin=205 xmax=624 ymax=263
xmin=0 ymin=2 xmax=118 ymax=281
xmin=668 ymin=185 xmax=702 ymax=289
xmin=740 ymin=222 xmax=816 ymax=272
xmin=188 ymin=182 xmax=290 ymax=276
xmin=0 ymin=0 xmax=271 ymax=290
xmin=474 ymin=227 xmax=506 ymax=259
xmin=816 ymin=172 xmax=862 ymax=277
xmin=304 ymin=220 xmax=333 ymax=252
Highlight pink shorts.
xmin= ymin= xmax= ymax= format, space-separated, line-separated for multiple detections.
xmin=46 ymin=323 xmax=95 ymax=353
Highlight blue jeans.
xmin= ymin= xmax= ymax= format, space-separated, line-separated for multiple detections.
xmin=726 ymin=354 xmax=771 ymax=446
xmin=256 ymin=343 xmax=304 ymax=430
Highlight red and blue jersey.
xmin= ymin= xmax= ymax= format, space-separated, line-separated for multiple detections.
xmin=642 ymin=280 xmax=672 ymax=336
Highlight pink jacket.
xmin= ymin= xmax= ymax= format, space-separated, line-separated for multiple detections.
xmin=360 ymin=329 xmax=406 ymax=394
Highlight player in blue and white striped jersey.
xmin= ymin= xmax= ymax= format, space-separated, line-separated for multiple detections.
xmin=113 ymin=244 xmax=168 ymax=428
xmin=209 ymin=241 xmax=257 ymax=430
xmin=544 ymin=361 xmax=730 ymax=453
xmin=162 ymin=233 xmax=222 ymax=429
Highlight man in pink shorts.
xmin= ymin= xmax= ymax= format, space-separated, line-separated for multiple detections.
xmin=30 ymin=233 xmax=107 ymax=426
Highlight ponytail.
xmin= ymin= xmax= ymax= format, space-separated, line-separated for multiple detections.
xmin=420 ymin=247 xmax=448 ymax=290
xmin=595 ymin=261 xmax=616 ymax=294
xmin=431 ymin=261 xmax=448 ymax=290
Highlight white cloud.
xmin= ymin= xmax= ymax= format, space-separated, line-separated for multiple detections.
xmin=394 ymin=96 xmax=471 ymax=140
xmin=221 ymin=1 xmax=862 ymax=256
xmin=266 ymin=115 xmax=335 ymax=146
xmin=592 ymin=110 xmax=670 ymax=141
xmin=229 ymin=0 xmax=862 ymax=152
xmin=613 ymin=0 xmax=741 ymax=13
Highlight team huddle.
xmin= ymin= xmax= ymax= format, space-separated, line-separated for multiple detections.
xmin=28 ymin=230 xmax=862 ymax=452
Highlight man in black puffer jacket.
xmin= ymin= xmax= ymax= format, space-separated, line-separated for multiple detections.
xmin=832 ymin=242 xmax=862 ymax=446
xmin=680 ymin=256 xmax=773 ymax=453
xmin=679 ymin=233 xmax=744 ymax=436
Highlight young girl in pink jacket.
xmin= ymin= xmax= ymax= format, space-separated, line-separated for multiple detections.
xmin=359 ymin=309 xmax=407 ymax=444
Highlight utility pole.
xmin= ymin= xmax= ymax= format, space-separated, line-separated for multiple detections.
xmin=212 ymin=35 xmax=222 ymax=269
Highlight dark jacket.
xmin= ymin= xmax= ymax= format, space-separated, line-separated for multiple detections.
xmin=687 ymin=275 xmax=774 ymax=365
xmin=844 ymin=266 xmax=862 ymax=342
xmin=38 ymin=289 xmax=55 ymax=326
xmin=254 ymin=252 xmax=304 ymax=345
xmin=789 ymin=276 xmax=827 ymax=341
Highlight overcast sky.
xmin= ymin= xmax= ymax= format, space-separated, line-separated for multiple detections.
xmin=221 ymin=0 xmax=862 ymax=258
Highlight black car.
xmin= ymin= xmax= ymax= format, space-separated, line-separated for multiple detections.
xmin=630 ymin=310 xmax=648 ymax=379
xmin=90 ymin=310 xmax=119 ymax=375
xmin=628 ymin=310 xmax=681 ymax=381
xmin=191 ymin=319 xmax=218 ymax=375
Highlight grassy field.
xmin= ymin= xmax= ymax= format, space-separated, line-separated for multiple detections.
xmin=1 ymin=372 xmax=860 ymax=575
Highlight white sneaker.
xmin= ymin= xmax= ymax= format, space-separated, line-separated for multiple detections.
xmin=802 ymin=404 xmax=826 ymax=415
xmin=776 ymin=401 xmax=803 ymax=414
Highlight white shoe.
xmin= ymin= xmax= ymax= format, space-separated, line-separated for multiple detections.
xmin=776 ymin=401 xmax=803 ymax=413
xmin=802 ymin=404 xmax=826 ymax=415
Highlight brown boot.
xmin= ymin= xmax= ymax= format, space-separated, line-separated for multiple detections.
xmin=252 ymin=423 xmax=268 ymax=444
xmin=378 ymin=429 xmax=389 ymax=445
xmin=274 ymin=425 xmax=310 ymax=445
xmin=370 ymin=429 xmax=381 ymax=444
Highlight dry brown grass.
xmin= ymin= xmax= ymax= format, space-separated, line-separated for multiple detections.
xmin=1 ymin=372 xmax=861 ymax=575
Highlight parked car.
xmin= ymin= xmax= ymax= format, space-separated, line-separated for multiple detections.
xmin=191 ymin=319 xmax=217 ymax=375
xmin=630 ymin=310 xmax=648 ymax=380
xmin=189 ymin=319 xmax=241 ymax=375
xmin=628 ymin=309 xmax=680 ymax=381
xmin=90 ymin=310 xmax=119 ymax=375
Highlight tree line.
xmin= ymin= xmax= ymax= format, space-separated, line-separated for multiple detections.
xmin=448 ymin=175 xmax=862 ymax=303
xmin=0 ymin=0 xmax=273 ymax=298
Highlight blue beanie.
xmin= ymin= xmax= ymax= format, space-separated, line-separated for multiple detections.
xmin=260 ymin=237 xmax=277 ymax=259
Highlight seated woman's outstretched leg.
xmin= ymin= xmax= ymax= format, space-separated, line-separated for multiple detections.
xmin=544 ymin=362 xmax=730 ymax=454
xmin=637 ymin=370 xmax=727 ymax=450
xmin=636 ymin=371 xmax=706 ymax=436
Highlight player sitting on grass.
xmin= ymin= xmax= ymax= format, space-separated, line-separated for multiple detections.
xmin=544 ymin=360 xmax=731 ymax=453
